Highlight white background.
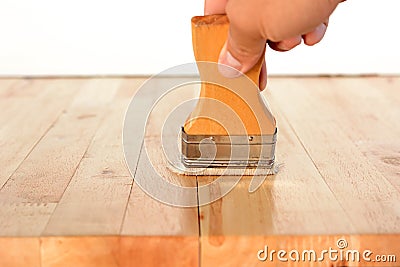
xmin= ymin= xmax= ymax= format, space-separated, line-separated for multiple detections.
xmin=0 ymin=0 xmax=399 ymax=76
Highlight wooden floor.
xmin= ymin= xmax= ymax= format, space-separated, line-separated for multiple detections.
xmin=0 ymin=77 xmax=399 ymax=267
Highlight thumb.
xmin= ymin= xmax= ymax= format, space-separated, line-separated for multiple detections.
xmin=218 ymin=22 xmax=266 ymax=78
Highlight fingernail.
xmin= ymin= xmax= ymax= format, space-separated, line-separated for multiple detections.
xmin=218 ymin=44 xmax=242 ymax=78
xmin=315 ymin=23 xmax=327 ymax=39
xmin=277 ymin=43 xmax=290 ymax=51
xmin=259 ymin=77 xmax=267 ymax=91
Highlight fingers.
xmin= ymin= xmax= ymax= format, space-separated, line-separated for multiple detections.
xmin=205 ymin=0 xmax=262 ymax=78
xmin=212 ymin=0 xmax=340 ymax=78
xmin=268 ymin=35 xmax=302 ymax=52
xmin=218 ymin=20 xmax=329 ymax=78
xmin=303 ymin=21 xmax=328 ymax=46
xmin=270 ymin=20 xmax=329 ymax=51
xmin=218 ymin=33 xmax=266 ymax=78
xmin=218 ymin=13 xmax=267 ymax=77
xmin=256 ymin=0 xmax=340 ymax=42
xmin=204 ymin=0 xmax=228 ymax=15
xmin=216 ymin=0 xmax=267 ymax=78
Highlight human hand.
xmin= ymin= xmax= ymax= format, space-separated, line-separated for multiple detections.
xmin=205 ymin=0 xmax=343 ymax=89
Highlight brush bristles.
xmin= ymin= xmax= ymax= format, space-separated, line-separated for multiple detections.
xmin=168 ymin=162 xmax=280 ymax=176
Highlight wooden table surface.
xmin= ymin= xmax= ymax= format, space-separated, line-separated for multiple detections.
xmin=0 ymin=77 xmax=399 ymax=267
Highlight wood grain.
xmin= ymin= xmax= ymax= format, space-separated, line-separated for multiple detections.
xmin=0 ymin=79 xmax=81 ymax=188
xmin=268 ymin=78 xmax=400 ymax=234
xmin=0 ymin=79 xmax=122 ymax=240
xmin=43 ymin=96 xmax=132 ymax=236
xmin=119 ymin=79 xmax=200 ymax=263
xmin=0 ymin=202 xmax=56 ymax=237
xmin=0 ymin=77 xmax=399 ymax=267
xmin=326 ymin=77 xmax=400 ymax=191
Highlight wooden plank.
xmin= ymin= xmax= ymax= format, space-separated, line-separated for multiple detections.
xmin=41 ymin=237 xmax=121 ymax=267
xmin=43 ymin=92 xmax=133 ymax=235
xmin=268 ymin=77 xmax=400 ymax=234
xmin=122 ymin=79 xmax=199 ymax=235
xmin=331 ymin=77 xmax=400 ymax=190
xmin=1 ymin=77 xmax=399 ymax=267
xmin=0 ymin=79 xmax=26 ymax=125
xmin=3 ymin=235 xmax=397 ymax=267
xmin=119 ymin=137 xmax=199 ymax=266
xmin=0 ymin=79 xmax=120 ymax=238
xmin=43 ymin=76 xmax=196 ymax=238
xmin=0 ymin=78 xmax=19 ymax=96
xmin=0 ymin=79 xmax=50 ymax=129
xmin=0 ymin=203 xmax=56 ymax=237
xmin=0 ymin=237 xmax=41 ymax=267
xmin=267 ymin=77 xmax=400 ymax=192
xmin=274 ymin=77 xmax=400 ymax=190
xmin=298 ymin=77 xmax=400 ymax=139
xmin=0 ymin=79 xmax=82 ymax=188
xmin=0 ymin=78 xmax=46 ymax=98
xmin=373 ymin=76 xmax=400 ymax=104
xmin=0 ymin=79 xmax=121 ymax=203
xmin=116 ymin=236 xmax=198 ymax=267
xmin=120 ymin=79 xmax=199 ymax=264
xmin=121 ymin=144 xmax=199 ymax=236
xmin=41 ymin=236 xmax=198 ymax=267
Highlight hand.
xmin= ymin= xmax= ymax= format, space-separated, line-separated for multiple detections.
xmin=205 ymin=0 xmax=343 ymax=90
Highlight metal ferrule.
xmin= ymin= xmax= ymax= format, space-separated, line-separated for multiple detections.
xmin=181 ymin=127 xmax=277 ymax=168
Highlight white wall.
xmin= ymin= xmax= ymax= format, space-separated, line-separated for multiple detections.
xmin=0 ymin=0 xmax=399 ymax=76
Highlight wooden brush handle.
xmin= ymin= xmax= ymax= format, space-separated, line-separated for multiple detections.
xmin=184 ymin=15 xmax=275 ymax=136
xmin=191 ymin=15 xmax=264 ymax=87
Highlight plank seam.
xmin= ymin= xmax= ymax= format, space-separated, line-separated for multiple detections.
xmin=118 ymin=139 xmax=144 ymax=235
xmin=196 ymin=175 xmax=201 ymax=267
xmin=0 ymin=87 xmax=78 ymax=190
